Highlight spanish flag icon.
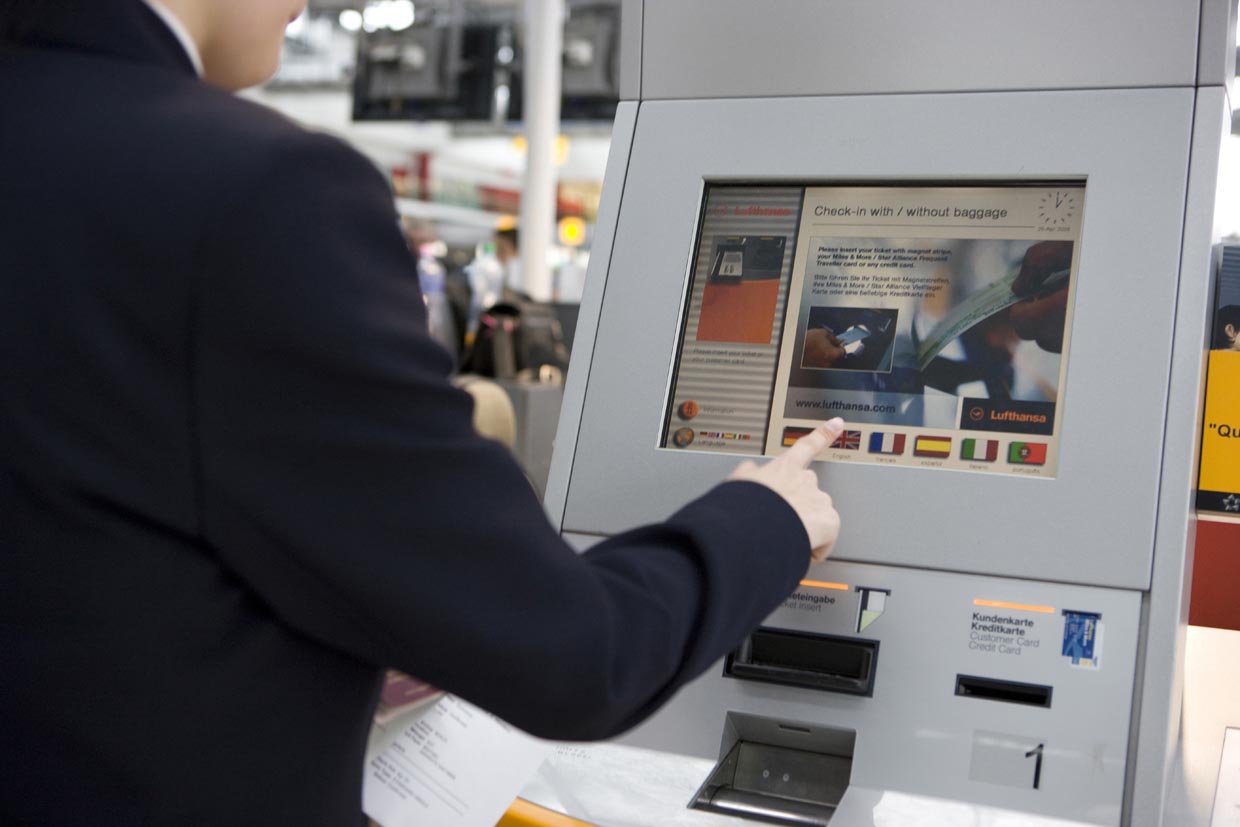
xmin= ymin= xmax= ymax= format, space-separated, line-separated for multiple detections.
xmin=913 ymin=436 xmax=952 ymax=458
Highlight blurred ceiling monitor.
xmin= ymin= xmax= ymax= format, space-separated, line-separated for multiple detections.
xmin=556 ymin=1 xmax=622 ymax=121
xmin=350 ymin=1 xmax=620 ymax=124
xmin=352 ymin=13 xmax=501 ymax=122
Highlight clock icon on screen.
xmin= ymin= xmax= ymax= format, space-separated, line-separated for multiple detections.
xmin=1038 ymin=190 xmax=1076 ymax=226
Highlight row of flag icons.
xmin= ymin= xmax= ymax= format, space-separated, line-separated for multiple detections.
xmin=782 ymin=428 xmax=1048 ymax=465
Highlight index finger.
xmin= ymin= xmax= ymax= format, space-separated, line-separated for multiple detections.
xmin=780 ymin=418 xmax=846 ymax=468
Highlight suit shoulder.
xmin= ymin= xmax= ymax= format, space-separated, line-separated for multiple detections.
xmin=167 ymin=86 xmax=386 ymax=189
xmin=179 ymin=93 xmax=403 ymax=268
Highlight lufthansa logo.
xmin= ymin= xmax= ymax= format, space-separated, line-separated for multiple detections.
xmin=970 ymin=406 xmax=985 ymax=422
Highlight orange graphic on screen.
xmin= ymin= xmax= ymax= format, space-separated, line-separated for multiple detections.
xmin=697 ymin=281 xmax=781 ymax=344
xmin=696 ymin=235 xmax=786 ymax=344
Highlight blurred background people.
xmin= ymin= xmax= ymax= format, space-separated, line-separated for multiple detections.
xmin=1215 ymin=305 xmax=1240 ymax=350
xmin=402 ymin=217 xmax=458 ymax=360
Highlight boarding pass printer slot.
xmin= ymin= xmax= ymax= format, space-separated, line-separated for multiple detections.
xmin=691 ymin=712 xmax=855 ymax=827
xmin=725 ymin=628 xmax=878 ymax=697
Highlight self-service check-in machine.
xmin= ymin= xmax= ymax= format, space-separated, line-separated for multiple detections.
xmin=543 ymin=3 xmax=1236 ymax=825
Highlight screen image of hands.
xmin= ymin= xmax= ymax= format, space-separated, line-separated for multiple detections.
xmin=803 ymin=328 xmax=847 ymax=369
xmin=1010 ymin=240 xmax=1073 ymax=353
xmin=728 ymin=418 xmax=845 ymax=563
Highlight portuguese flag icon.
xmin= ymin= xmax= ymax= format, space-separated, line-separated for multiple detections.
xmin=1009 ymin=442 xmax=1048 ymax=466
xmin=961 ymin=438 xmax=999 ymax=462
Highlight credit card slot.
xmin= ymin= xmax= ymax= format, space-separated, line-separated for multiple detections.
xmin=725 ymin=628 xmax=878 ymax=697
xmin=955 ymin=674 xmax=1053 ymax=708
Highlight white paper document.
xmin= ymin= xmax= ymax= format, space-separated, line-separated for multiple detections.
xmin=1213 ymin=728 xmax=1240 ymax=827
xmin=520 ymin=743 xmax=753 ymax=827
xmin=364 ymin=694 xmax=551 ymax=827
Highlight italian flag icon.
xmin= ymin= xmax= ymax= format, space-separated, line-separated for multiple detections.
xmin=961 ymin=438 xmax=999 ymax=462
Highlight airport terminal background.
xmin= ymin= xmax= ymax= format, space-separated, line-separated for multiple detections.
xmin=253 ymin=0 xmax=1240 ymax=632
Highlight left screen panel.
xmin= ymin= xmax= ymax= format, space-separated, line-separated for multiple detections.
xmin=660 ymin=186 xmax=803 ymax=454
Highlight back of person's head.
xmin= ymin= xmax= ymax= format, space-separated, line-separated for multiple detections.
xmin=402 ymin=218 xmax=437 ymax=253
xmin=1217 ymin=304 xmax=1240 ymax=349
xmin=1 ymin=0 xmax=304 ymax=92
xmin=494 ymin=227 xmax=519 ymax=259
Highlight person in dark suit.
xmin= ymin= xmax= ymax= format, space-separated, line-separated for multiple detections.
xmin=0 ymin=1 xmax=845 ymax=824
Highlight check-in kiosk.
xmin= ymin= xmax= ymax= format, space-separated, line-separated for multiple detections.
xmin=544 ymin=3 xmax=1235 ymax=825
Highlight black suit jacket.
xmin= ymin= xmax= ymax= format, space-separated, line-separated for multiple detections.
xmin=0 ymin=3 xmax=810 ymax=824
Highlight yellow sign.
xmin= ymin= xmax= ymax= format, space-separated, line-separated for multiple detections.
xmin=1199 ymin=350 xmax=1240 ymax=513
xmin=557 ymin=216 xmax=586 ymax=247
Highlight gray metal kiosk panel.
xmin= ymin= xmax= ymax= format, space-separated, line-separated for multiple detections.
xmin=620 ymin=561 xmax=1143 ymax=825
xmin=543 ymin=102 xmax=638 ymax=528
xmin=1128 ymin=86 xmax=1232 ymax=827
xmin=1197 ymin=0 xmax=1238 ymax=88
xmin=640 ymin=1 xmax=1201 ymax=100
xmin=562 ymin=89 xmax=1194 ymax=591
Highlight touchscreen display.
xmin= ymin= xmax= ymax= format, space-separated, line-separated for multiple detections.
xmin=662 ymin=183 xmax=1084 ymax=478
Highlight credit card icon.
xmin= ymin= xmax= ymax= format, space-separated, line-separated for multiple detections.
xmin=1061 ymin=610 xmax=1102 ymax=669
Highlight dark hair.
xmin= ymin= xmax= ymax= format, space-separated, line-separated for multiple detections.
xmin=1216 ymin=304 xmax=1240 ymax=349
xmin=495 ymin=227 xmax=519 ymax=251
